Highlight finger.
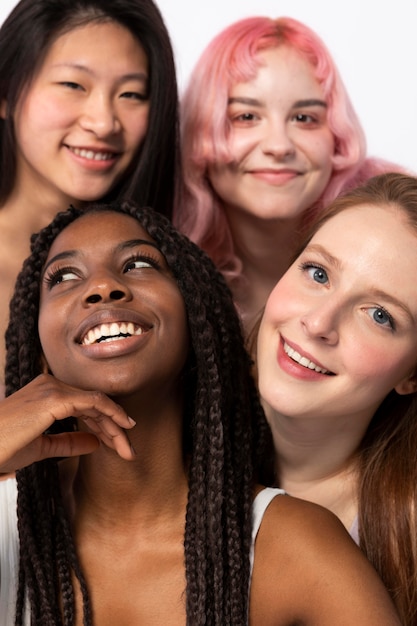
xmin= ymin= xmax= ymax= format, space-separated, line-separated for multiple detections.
xmin=0 ymin=432 xmax=100 ymax=473
xmin=40 ymin=431 xmax=100 ymax=460
xmin=84 ymin=424 xmax=136 ymax=461
xmin=64 ymin=393 xmax=136 ymax=430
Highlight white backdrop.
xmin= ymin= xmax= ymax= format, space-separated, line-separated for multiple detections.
xmin=1 ymin=0 xmax=416 ymax=171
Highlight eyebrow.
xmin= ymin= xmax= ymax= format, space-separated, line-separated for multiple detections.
xmin=227 ymin=97 xmax=327 ymax=108
xmin=368 ymin=289 xmax=414 ymax=323
xmin=42 ymin=238 xmax=161 ymax=277
xmin=302 ymin=244 xmax=342 ymax=270
xmin=52 ymin=63 xmax=148 ymax=84
xmin=303 ymin=243 xmax=414 ymax=322
xmin=228 ymin=97 xmax=261 ymax=107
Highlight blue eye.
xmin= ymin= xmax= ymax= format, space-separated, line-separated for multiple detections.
xmin=368 ymin=306 xmax=394 ymax=329
xmin=311 ymin=267 xmax=328 ymax=284
xmin=305 ymin=265 xmax=328 ymax=284
xmin=299 ymin=262 xmax=329 ymax=285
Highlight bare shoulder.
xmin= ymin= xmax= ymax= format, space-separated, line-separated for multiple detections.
xmin=249 ymin=494 xmax=401 ymax=626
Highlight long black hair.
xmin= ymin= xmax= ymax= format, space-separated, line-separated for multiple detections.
xmin=0 ymin=0 xmax=179 ymax=218
xmin=5 ymin=201 xmax=274 ymax=625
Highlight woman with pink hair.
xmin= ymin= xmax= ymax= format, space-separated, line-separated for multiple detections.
xmin=175 ymin=16 xmax=406 ymax=334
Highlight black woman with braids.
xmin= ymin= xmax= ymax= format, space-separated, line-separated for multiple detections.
xmin=0 ymin=202 xmax=400 ymax=625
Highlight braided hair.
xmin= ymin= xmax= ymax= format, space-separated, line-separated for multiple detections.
xmin=5 ymin=202 xmax=274 ymax=625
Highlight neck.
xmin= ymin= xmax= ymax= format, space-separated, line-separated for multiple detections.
xmin=225 ymin=209 xmax=303 ymax=333
xmin=62 ymin=396 xmax=188 ymax=528
xmin=266 ymin=405 xmax=364 ymax=529
xmin=1 ymin=184 xmax=81 ymax=235
xmin=0 ymin=190 xmax=83 ymax=381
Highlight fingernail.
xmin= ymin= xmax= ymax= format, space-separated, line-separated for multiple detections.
xmin=130 ymin=444 xmax=137 ymax=456
xmin=127 ymin=416 xmax=136 ymax=427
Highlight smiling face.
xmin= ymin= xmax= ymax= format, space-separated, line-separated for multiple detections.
xmin=12 ymin=20 xmax=150 ymax=208
xmin=257 ymin=203 xmax=417 ymax=426
xmin=208 ymin=45 xmax=335 ymax=223
xmin=38 ymin=212 xmax=189 ymax=400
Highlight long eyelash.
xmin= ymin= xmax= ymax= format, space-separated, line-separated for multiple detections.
xmin=298 ymin=261 xmax=326 ymax=272
xmin=43 ymin=265 xmax=75 ymax=287
xmin=125 ymin=252 xmax=162 ymax=269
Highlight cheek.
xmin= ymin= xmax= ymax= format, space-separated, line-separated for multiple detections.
xmin=125 ymin=105 xmax=150 ymax=148
xmin=227 ymin=130 xmax=259 ymax=161
xmin=257 ymin=280 xmax=295 ymax=368
xmin=23 ymin=92 xmax=73 ymax=133
xmin=263 ymin=277 xmax=299 ymax=324
xmin=341 ymin=334 xmax=416 ymax=391
xmin=38 ymin=306 xmax=64 ymax=370
xmin=303 ymin=132 xmax=335 ymax=168
xmin=206 ymin=163 xmax=235 ymax=202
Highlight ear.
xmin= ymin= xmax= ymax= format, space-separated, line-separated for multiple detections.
xmin=395 ymin=373 xmax=417 ymax=396
xmin=39 ymin=352 xmax=51 ymax=375
xmin=330 ymin=152 xmax=347 ymax=172
xmin=0 ymin=100 xmax=7 ymax=119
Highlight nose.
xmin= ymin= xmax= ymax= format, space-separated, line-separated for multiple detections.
xmin=83 ymin=273 xmax=132 ymax=306
xmin=261 ymin=117 xmax=295 ymax=160
xmin=300 ymin=300 xmax=339 ymax=345
xmin=79 ymin=93 xmax=121 ymax=137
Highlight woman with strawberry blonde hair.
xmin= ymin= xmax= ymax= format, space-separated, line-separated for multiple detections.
xmin=175 ymin=16 xmax=406 ymax=333
xmin=257 ymin=173 xmax=417 ymax=625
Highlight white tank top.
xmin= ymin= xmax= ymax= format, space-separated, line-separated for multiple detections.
xmin=0 ymin=480 xmax=285 ymax=624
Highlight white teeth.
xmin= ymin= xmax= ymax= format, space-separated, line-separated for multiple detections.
xmin=71 ymin=147 xmax=114 ymax=161
xmin=283 ymin=342 xmax=330 ymax=374
xmin=81 ymin=322 xmax=144 ymax=345
xmin=110 ymin=322 xmax=120 ymax=336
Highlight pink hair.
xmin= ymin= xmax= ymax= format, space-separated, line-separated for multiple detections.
xmin=175 ymin=16 xmax=404 ymax=279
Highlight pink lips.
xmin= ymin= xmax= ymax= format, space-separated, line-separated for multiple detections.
xmin=277 ymin=337 xmax=332 ymax=381
xmin=248 ymin=169 xmax=299 ymax=185
xmin=66 ymin=145 xmax=120 ymax=171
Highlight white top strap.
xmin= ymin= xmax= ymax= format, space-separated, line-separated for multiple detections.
xmin=0 ymin=477 xmax=20 ymax=625
xmin=250 ymin=487 xmax=286 ymax=573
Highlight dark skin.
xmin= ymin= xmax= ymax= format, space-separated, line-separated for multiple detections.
xmin=0 ymin=213 xmax=401 ymax=624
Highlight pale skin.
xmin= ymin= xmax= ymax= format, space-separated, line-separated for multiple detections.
xmin=208 ymin=45 xmax=336 ymax=332
xmin=0 ymin=19 xmax=150 ymax=387
xmin=0 ymin=211 xmax=401 ymax=625
xmin=258 ymin=203 xmax=417 ymax=530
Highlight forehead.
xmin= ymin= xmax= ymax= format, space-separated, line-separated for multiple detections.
xmin=39 ymin=20 xmax=147 ymax=71
xmin=46 ymin=212 xmax=157 ymax=259
xmin=312 ymin=202 xmax=414 ymax=240
xmin=232 ymin=44 xmax=321 ymax=95
xmin=308 ymin=203 xmax=417 ymax=275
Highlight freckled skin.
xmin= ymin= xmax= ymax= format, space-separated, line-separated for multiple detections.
xmin=259 ymin=203 xmax=417 ymax=424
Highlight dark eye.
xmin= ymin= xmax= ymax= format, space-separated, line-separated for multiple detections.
xmin=59 ymin=81 xmax=83 ymax=90
xmin=124 ymin=258 xmax=153 ymax=271
xmin=294 ymin=113 xmax=315 ymax=123
xmin=123 ymin=253 xmax=161 ymax=272
xmin=236 ymin=112 xmax=256 ymax=121
xmin=120 ymin=91 xmax=148 ymax=101
xmin=44 ymin=267 xmax=79 ymax=288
